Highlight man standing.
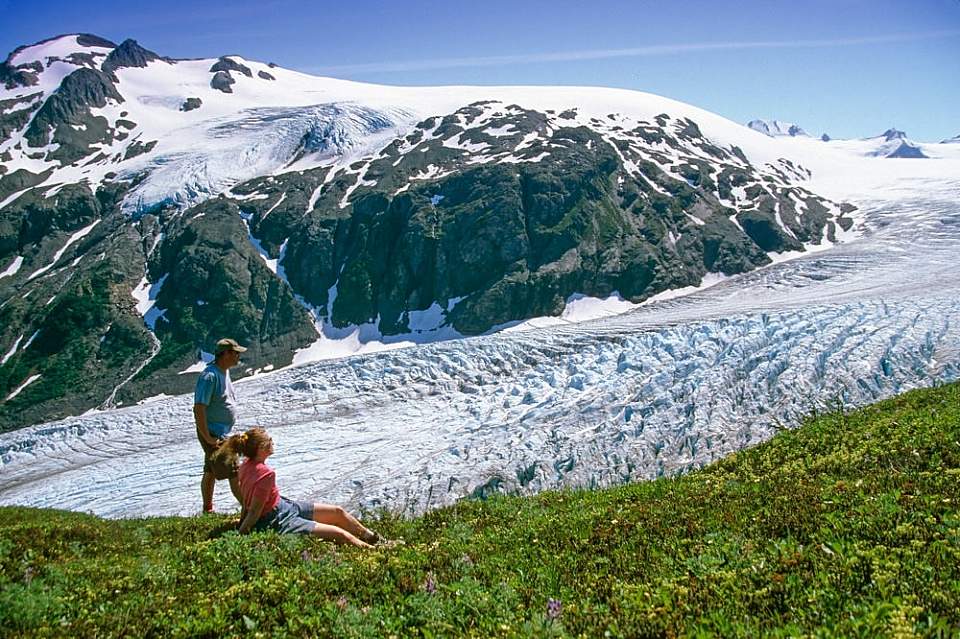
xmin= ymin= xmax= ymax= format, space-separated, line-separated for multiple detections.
xmin=194 ymin=337 xmax=246 ymax=513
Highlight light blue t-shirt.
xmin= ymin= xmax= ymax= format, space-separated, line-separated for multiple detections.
xmin=194 ymin=364 xmax=239 ymax=437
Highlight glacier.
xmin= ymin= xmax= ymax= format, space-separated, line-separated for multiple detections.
xmin=120 ymin=103 xmax=415 ymax=215
xmin=1 ymin=174 xmax=958 ymax=518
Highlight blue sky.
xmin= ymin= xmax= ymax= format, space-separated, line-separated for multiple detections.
xmin=2 ymin=0 xmax=958 ymax=141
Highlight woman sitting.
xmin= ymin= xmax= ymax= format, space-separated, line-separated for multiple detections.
xmin=215 ymin=428 xmax=382 ymax=548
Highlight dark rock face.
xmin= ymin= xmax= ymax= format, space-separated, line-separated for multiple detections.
xmin=145 ymin=198 xmax=317 ymax=380
xmin=0 ymin=167 xmax=52 ymax=206
xmin=210 ymin=56 xmax=253 ymax=78
xmin=122 ymin=139 xmax=157 ymax=161
xmin=746 ymin=120 xmax=807 ymax=137
xmin=882 ymin=128 xmax=907 ymax=141
xmin=821 ymin=133 xmax=831 ymax=142
xmin=0 ymin=182 xmax=100 ymax=261
xmin=257 ymin=70 xmax=275 ymax=81
xmin=210 ymin=71 xmax=235 ymax=93
xmin=180 ymin=97 xmax=202 ymax=112
xmin=101 ymin=39 xmax=161 ymax=75
xmin=65 ymin=52 xmax=100 ymax=68
xmin=0 ymin=61 xmax=40 ymax=90
xmin=75 ymin=34 xmax=119 ymax=49
xmin=0 ymin=93 xmax=42 ymax=139
xmin=232 ymin=104 xmax=851 ymax=338
xmin=0 ymin=179 xmax=159 ymax=432
xmin=24 ymin=68 xmax=124 ymax=164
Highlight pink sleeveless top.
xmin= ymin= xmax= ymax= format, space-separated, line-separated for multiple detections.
xmin=238 ymin=458 xmax=281 ymax=514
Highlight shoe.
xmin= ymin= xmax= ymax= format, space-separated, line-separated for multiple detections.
xmin=360 ymin=529 xmax=381 ymax=545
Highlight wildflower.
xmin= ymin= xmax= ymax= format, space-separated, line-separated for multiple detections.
xmin=336 ymin=596 xmax=348 ymax=610
xmin=460 ymin=554 xmax=474 ymax=567
xmin=424 ymin=573 xmax=437 ymax=595
xmin=546 ymin=598 xmax=562 ymax=621
xmin=301 ymin=550 xmax=313 ymax=562
xmin=23 ymin=566 xmax=35 ymax=584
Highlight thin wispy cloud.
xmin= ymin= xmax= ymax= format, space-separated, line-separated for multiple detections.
xmin=306 ymin=29 xmax=960 ymax=76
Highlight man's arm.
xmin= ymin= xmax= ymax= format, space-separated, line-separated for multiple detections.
xmin=238 ymin=497 xmax=266 ymax=534
xmin=193 ymin=403 xmax=219 ymax=446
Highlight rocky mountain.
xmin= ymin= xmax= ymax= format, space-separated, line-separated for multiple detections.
xmin=0 ymin=34 xmax=856 ymax=430
xmin=867 ymin=129 xmax=927 ymax=159
xmin=941 ymin=134 xmax=960 ymax=144
xmin=746 ymin=119 xmax=809 ymax=138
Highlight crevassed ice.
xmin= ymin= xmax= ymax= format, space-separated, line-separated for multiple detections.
xmin=0 ymin=181 xmax=958 ymax=518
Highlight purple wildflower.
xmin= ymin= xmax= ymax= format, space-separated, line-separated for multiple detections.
xmin=546 ymin=598 xmax=562 ymax=621
xmin=424 ymin=573 xmax=437 ymax=595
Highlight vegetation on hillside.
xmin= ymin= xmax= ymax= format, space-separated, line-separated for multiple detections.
xmin=2 ymin=382 xmax=958 ymax=637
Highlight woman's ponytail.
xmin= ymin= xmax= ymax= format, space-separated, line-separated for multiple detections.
xmin=211 ymin=428 xmax=268 ymax=468
xmin=210 ymin=432 xmax=243 ymax=470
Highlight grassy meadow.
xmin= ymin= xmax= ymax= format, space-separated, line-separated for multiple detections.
xmin=2 ymin=382 xmax=958 ymax=637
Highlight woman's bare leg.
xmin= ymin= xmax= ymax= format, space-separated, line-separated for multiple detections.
xmin=310 ymin=522 xmax=372 ymax=548
xmin=311 ymin=504 xmax=377 ymax=542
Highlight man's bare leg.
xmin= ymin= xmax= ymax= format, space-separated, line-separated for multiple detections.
xmin=201 ymin=471 xmax=215 ymax=512
xmin=228 ymin=476 xmax=242 ymax=503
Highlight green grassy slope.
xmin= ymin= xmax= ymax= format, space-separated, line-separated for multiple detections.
xmin=2 ymin=382 xmax=958 ymax=638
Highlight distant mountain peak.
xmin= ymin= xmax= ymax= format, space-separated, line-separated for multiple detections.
xmin=883 ymin=141 xmax=927 ymax=158
xmin=747 ymin=119 xmax=809 ymax=138
xmin=860 ymin=128 xmax=926 ymax=158
xmin=941 ymin=134 xmax=960 ymax=144
xmin=1 ymin=33 xmax=118 ymax=90
xmin=102 ymin=38 xmax=163 ymax=75
xmin=4 ymin=33 xmax=116 ymax=67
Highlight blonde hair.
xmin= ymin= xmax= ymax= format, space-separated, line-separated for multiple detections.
xmin=211 ymin=427 xmax=270 ymax=468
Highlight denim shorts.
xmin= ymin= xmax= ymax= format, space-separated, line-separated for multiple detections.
xmin=254 ymin=496 xmax=317 ymax=535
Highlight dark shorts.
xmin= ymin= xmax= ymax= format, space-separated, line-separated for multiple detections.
xmin=197 ymin=431 xmax=238 ymax=480
xmin=254 ymin=497 xmax=317 ymax=535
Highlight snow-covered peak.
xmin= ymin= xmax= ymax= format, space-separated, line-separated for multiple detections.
xmin=872 ymin=139 xmax=927 ymax=159
xmin=941 ymin=134 xmax=960 ymax=144
xmin=874 ymin=128 xmax=907 ymax=142
xmin=847 ymin=129 xmax=924 ymax=158
xmin=747 ymin=119 xmax=809 ymax=138
xmin=6 ymin=33 xmax=116 ymax=67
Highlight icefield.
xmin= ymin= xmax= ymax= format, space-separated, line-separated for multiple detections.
xmin=1 ymin=170 xmax=958 ymax=518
